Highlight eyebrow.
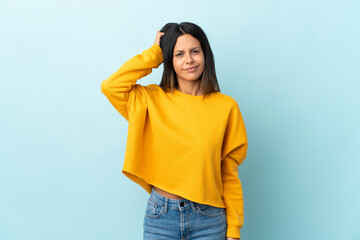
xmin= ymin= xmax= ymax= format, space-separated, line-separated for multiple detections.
xmin=174 ymin=47 xmax=200 ymax=53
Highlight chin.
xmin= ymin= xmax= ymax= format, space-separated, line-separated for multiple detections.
xmin=183 ymin=78 xmax=201 ymax=81
xmin=182 ymin=75 xmax=203 ymax=81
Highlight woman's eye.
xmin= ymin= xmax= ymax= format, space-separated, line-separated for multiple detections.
xmin=175 ymin=51 xmax=199 ymax=57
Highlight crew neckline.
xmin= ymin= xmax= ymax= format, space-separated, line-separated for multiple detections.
xmin=173 ymin=88 xmax=205 ymax=99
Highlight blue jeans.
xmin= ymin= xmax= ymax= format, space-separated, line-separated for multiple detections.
xmin=143 ymin=187 xmax=227 ymax=240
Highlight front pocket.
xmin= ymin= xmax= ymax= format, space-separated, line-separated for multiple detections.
xmin=196 ymin=203 xmax=225 ymax=217
xmin=145 ymin=199 xmax=164 ymax=219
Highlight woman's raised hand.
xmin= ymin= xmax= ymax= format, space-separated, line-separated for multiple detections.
xmin=155 ymin=30 xmax=165 ymax=46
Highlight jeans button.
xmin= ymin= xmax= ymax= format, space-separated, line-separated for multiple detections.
xmin=180 ymin=202 xmax=184 ymax=207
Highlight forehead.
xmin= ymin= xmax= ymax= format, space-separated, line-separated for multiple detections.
xmin=173 ymin=34 xmax=201 ymax=51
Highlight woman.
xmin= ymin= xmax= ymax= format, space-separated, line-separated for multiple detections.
xmin=101 ymin=22 xmax=248 ymax=240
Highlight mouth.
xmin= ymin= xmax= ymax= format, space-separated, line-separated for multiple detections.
xmin=185 ymin=66 xmax=198 ymax=72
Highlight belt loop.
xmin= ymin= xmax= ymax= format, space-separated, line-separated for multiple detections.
xmin=164 ymin=197 xmax=168 ymax=213
xmin=190 ymin=201 xmax=197 ymax=212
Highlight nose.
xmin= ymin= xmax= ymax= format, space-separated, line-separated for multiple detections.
xmin=185 ymin=52 xmax=193 ymax=64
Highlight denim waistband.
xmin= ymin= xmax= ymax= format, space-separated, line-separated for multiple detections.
xmin=149 ymin=187 xmax=198 ymax=213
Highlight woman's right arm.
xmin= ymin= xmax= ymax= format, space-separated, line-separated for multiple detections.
xmin=101 ymin=31 xmax=164 ymax=121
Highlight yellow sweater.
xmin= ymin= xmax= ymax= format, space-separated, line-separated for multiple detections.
xmin=101 ymin=43 xmax=248 ymax=239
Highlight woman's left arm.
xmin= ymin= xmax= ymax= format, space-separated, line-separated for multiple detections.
xmin=221 ymin=101 xmax=248 ymax=239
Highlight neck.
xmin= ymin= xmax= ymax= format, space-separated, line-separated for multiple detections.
xmin=176 ymin=82 xmax=203 ymax=96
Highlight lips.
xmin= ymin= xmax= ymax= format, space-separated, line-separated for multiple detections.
xmin=185 ymin=66 xmax=198 ymax=71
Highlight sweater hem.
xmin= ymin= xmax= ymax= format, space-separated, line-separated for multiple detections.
xmin=122 ymin=168 xmax=226 ymax=208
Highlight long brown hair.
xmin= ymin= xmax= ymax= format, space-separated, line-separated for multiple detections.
xmin=159 ymin=22 xmax=220 ymax=98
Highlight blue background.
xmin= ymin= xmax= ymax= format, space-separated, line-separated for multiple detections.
xmin=1 ymin=0 xmax=359 ymax=239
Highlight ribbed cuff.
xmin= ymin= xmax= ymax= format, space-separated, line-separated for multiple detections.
xmin=226 ymin=225 xmax=241 ymax=239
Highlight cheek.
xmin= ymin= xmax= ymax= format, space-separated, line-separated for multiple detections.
xmin=195 ymin=54 xmax=205 ymax=65
xmin=197 ymin=58 xmax=205 ymax=71
xmin=200 ymin=55 xmax=205 ymax=65
xmin=172 ymin=62 xmax=179 ymax=73
xmin=173 ymin=60 xmax=183 ymax=72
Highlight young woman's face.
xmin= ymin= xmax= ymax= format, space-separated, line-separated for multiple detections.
xmin=172 ymin=34 xmax=205 ymax=83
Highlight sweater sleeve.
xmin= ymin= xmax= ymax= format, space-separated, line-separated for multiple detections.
xmin=100 ymin=43 xmax=163 ymax=121
xmin=221 ymin=101 xmax=248 ymax=239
